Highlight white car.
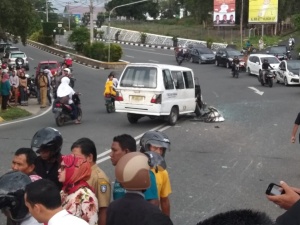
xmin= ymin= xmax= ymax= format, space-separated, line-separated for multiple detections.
xmin=247 ymin=54 xmax=280 ymax=76
xmin=275 ymin=60 xmax=300 ymax=86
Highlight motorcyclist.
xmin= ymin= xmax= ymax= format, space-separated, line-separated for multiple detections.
xmin=0 ymin=171 xmax=42 ymax=225
xmin=56 ymin=77 xmax=81 ymax=124
xmin=64 ymin=54 xmax=73 ymax=68
xmin=104 ymin=73 xmax=117 ymax=106
xmin=106 ymin=71 xmax=119 ymax=88
xmin=231 ymin=56 xmax=240 ymax=73
xmin=31 ymin=127 xmax=63 ymax=189
xmin=289 ymin=35 xmax=295 ymax=48
xmin=261 ymin=59 xmax=273 ymax=84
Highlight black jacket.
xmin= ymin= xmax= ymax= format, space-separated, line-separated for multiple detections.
xmin=276 ymin=200 xmax=300 ymax=225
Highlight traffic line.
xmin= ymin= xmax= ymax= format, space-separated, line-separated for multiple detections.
xmin=96 ymin=123 xmax=171 ymax=165
xmin=248 ymin=87 xmax=264 ymax=96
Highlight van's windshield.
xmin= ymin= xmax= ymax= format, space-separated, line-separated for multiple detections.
xmin=120 ymin=67 xmax=157 ymax=88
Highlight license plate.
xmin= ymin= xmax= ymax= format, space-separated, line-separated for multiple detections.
xmin=131 ymin=95 xmax=144 ymax=102
xmin=53 ymin=108 xmax=62 ymax=112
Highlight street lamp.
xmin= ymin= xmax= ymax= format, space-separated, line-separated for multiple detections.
xmin=107 ymin=0 xmax=152 ymax=62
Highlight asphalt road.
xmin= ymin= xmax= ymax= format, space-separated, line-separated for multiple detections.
xmin=1 ymin=42 xmax=300 ymax=225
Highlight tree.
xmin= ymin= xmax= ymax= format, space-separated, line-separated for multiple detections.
xmin=68 ymin=27 xmax=90 ymax=51
xmin=292 ymin=14 xmax=300 ymax=31
xmin=105 ymin=0 xmax=159 ymax=20
xmin=82 ymin=12 xmax=90 ymax=26
xmin=96 ymin=12 xmax=106 ymax=28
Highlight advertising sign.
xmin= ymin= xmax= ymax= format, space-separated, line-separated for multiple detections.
xmin=213 ymin=0 xmax=236 ymax=26
xmin=73 ymin=14 xmax=81 ymax=24
xmin=248 ymin=0 xmax=278 ymax=23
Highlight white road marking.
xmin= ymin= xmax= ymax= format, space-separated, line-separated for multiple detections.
xmin=212 ymin=91 xmax=219 ymax=98
xmin=125 ymin=55 xmax=135 ymax=58
xmin=0 ymin=106 xmax=52 ymax=127
xmin=248 ymin=87 xmax=264 ymax=95
xmin=96 ymin=123 xmax=171 ymax=164
xmin=29 ymin=57 xmax=34 ymax=60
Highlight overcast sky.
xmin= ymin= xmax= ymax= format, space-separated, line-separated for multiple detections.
xmin=51 ymin=0 xmax=106 ymax=13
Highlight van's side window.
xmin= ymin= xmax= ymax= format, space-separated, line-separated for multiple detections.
xmin=171 ymin=71 xmax=185 ymax=89
xmin=183 ymin=71 xmax=194 ymax=89
xmin=163 ymin=70 xmax=174 ymax=90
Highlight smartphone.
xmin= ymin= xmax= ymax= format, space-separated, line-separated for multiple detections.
xmin=266 ymin=183 xmax=284 ymax=196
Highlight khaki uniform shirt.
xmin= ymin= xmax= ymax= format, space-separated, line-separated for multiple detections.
xmin=87 ymin=164 xmax=111 ymax=208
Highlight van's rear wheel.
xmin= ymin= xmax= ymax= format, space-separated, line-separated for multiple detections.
xmin=127 ymin=113 xmax=139 ymax=124
xmin=168 ymin=107 xmax=179 ymax=126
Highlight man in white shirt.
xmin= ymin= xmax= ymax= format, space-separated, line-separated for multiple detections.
xmin=9 ymin=70 xmax=19 ymax=105
xmin=25 ymin=179 xmax=89 ymax=225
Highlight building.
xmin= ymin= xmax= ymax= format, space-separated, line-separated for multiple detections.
xmin=64 ymin=5 xmax=106 ymax=21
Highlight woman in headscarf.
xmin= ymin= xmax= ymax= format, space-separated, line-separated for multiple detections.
xmin=19 ymin=71 xmax=28 ymax=106
xmin=56 ymin=76 xmax=80 ymax=124
xmin=58 ymin=154 xmax=98 ymax=225
xmin=1 ymin=70 xmax=11 ymax=111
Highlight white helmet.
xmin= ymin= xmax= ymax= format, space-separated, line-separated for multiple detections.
xmin=63 ymin=68 xmax=71 ymax=74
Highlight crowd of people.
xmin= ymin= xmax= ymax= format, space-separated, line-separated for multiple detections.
xmin=0 ymin=127 xmax=173 ymax=225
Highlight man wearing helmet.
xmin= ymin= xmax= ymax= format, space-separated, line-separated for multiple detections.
xmin=64 ymin=54 xmax=73 ymax=67
xmin=109 ymin=134 xmax=159 ymax=206
xmin=231 ymin=56 xmax=240 ymax=74
xmin=31 ymin=127 xmax=63 ymax=189
xmin=0 ymin=171 xmax=42 ymax=225
xmin=106 ymin=152 xmax=173 ymax=225
xmin=140 ymin=131 xmax=172 ymax=217
xmin=261 ymin=58 xmax=273 ymax=84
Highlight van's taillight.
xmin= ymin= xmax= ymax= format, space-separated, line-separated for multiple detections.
xmin=55 ymin=103 xmax=61 ymax=107
xmin=150 ymin=94 xmax=161 ymax=104
xmin=115 ymin=93 xmax=123 ymax=101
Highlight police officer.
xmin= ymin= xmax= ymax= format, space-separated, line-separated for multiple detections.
xmin=31 ymin=127 xmax=63 ymax=189
xmin=261 ymin=59 xmax=273 ymax=84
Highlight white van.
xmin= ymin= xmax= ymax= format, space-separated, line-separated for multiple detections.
xmin=115 ymin=63 xmax=201 ymax=125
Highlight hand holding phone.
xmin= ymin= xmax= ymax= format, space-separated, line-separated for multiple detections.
xmin=266 ymin=183 xmax=284 ymax=196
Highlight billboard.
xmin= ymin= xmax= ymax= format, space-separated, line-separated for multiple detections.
xmin=248 ymin=0 xmax=278 ymax=23
xmin=213 ymin=0 xmax=236 ymax=26
xmin=73 ymin=14 xmax=81 ymax=24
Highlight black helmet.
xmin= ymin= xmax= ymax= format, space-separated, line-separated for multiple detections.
xmin=139 ymin=131 xmax=170 ymax=157
xmin=234 ymin=55 xmax=238 ymax=59
xmin=0 ymin=171 xmax=31 ymax=221
xmin=264 ymin=59 xmax=268 ymax=63
xmin=144 ymin=151 xmax=167 ymax=173
xmin=31 ymin=127 xmax=63 ymax=154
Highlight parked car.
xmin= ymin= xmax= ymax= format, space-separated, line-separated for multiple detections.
xmin=2 ymin=50 xmax=29 ymax=70
xmin=266 ymin=45 xmax=288 ymax=61
xmin=191 ymin=47 xmax=215 ymax=64
xmin=35 ymin=61 xmax=61 ymax=77
xmin=247 ymin=54 xmax=280 ymax=76
xmin=275 ymin=60 xmax=300 ymax=86
xmin=215 ymin=48 xmax=246 ymax=69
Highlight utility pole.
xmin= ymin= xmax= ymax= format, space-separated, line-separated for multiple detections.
xmin=90 ymin=0 xmax=94 ymax=44
xmin=240 ymin=0 xmax=244 ymax=48
xmin=67 ymin=2 xmax=71 ymax=31
xmin=46 ymin=0 xmax=49 ymax=22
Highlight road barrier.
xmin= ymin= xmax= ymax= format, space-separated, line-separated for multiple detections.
xmin=26 ymin=40 xmax=128 ymax=70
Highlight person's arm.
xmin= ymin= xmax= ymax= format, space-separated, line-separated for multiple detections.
xmin=160 ymin=196 xmax=170 ymax=216
xmin=16 ymin=77 xmax=19 ymax=87
xmin=98 ymin=207 xmax=107 ymax=225
xmin=291 ymin=124 xmax=299 ymax=143
xmin=266 ymin=181 xmax=300 ymax=210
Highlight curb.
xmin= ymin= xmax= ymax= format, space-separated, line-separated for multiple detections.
xmin=96 ymin=39 xmax=175 ymax=50
xmin=0 ymin=116 xmax=4 ymax=122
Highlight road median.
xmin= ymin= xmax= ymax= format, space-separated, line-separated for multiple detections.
xmin=26 ymin=40 xmax=128 ymax=70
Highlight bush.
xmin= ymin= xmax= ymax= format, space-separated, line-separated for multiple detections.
xmin=90 ymin=42 xmax=106 ymax=60
xmin=103 ymin=43 xmax=123 ymax=62
xmin=140 ymin=32 xmax=147 ymax=44
xmin=38 ymin=35 xmax=54 ymax=45
xmin=29 ymin=30 xmax=43 ymax=42
xmin=42 ymin=22 xmax=58 ymax=36
xmin=206 ymin=37 xmax=214 ymax=49
xmin=82 ymin=43 xmax=92 ymax=58
xmin=99 ymin=30 xmax=104 ymax=39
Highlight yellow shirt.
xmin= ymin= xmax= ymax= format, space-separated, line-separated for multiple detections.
xmin=151 ymin=169 xmax=172 ymax=198
xmin=103 ymin=80 xmax=116 ymax=96
xmin=87 ymin=164 xmax=111 ymax=208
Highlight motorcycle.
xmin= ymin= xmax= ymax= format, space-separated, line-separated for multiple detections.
xmin=232 ymin=64 xmax=239 ymax=78
xmin=52 ymin=93 xmax=82 ymax=126
xmin=175 ymin=49 xmax=191 ymax=65
xmin=286 ymin=51 xmax=292 ymax=60
xmin=26 ymin=74 xmax=37 ymax=98
xmin=258 ymin=70 xmax=276 ymax=88
xmin=105 ymin=94 xmax=115 ymax=113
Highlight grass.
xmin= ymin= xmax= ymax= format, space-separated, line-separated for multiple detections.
xmin=0 ymin=107 xmax=31 ymax=121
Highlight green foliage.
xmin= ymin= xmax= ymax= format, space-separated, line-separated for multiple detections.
xmin=82 ymin=12 xmax=90 ymax=26
xmin=104 ymin=43 xmax=123 ymax=62
xmin=96 ymin=12 xmax=106 ymax=28
xmin=42 ymin=22 xmax=58 ymax=36
xmin=38 ymin=35 xmax=54 ymax=45
xmin=68 ymin=27 xmax=90 ymax=52
xmin=292 ymin=14 xmax=300 ymax=31
xmin=29 ymin=30 xmax=43 ymax=42
xmin=206 ymin=37 xmax=213 ymax=49
xmin=99 ymin=30 xmax=105 ymax=39
xmin=90 ymin=42 xmax=106 ymax=60
xmin=82 ymin=43 xmax=92 ymax=57
xmin=248 ymin=36 xmax=282 ymax=48
xmin=140 ymin=32 xmax=147 ymax=44
xmin=0 ymin=107 xmax=31 ymax=121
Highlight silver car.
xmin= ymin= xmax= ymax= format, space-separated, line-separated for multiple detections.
xmin=2 ymin=50 xmax=29 ymax=70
